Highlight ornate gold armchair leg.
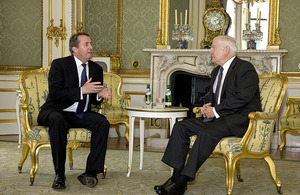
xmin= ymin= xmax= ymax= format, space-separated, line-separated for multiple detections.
xmin=115 ymin=125 xmax=121 ymax=141
xmin=225 ymin=153 xmax=236 ymax=195
xmin=29 ymin=141 xmax=39 ymax=186
xmin=264 ymin=156 xmax=282 ymax=194
xmin=235 ymin=160 xmax=243 ymax=182
xmin=18 ymin=144 xmax=30 ymax=173
xmin=68 ymin=147 xmax=73 ymax=170
xmin=102 ymin=165 xmax=107 ymax=179
xmin=279 ymin=129 xmax=287 ymax=156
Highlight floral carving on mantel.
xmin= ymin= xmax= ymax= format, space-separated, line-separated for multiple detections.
xmin=249 ymin=56 xmax=272 ymax=75
xmin=158 ymin=55 xmax=182 ymax=77
xmin=195 ymin=55 xmax=215 ymax=76
xmin=158 ymin=54 xmax=216 ymax=78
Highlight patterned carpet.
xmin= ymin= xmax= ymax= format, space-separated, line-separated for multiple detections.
xmin=0 ymin=141 xmax=299 ymax=195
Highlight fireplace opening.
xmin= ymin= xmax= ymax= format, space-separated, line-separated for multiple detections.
xmin=170 ymin=71 xmax=211 ymax=118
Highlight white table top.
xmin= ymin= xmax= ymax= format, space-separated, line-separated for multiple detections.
xmin=126 ymin=106 xmax=189 ymax=112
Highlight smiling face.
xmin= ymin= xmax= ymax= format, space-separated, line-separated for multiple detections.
xmin=72 ymin=35 xmax=93 ymax=63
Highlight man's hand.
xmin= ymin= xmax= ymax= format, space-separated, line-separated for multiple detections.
xmin=200 ymin=103 xmax=215 ymax=119
xmin=82 ymin=78 xmax=103 ymax=94
xmin=98 ymin=86 xmax=112 ymax=101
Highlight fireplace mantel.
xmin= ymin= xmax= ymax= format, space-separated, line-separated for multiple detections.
xmin=143 ymin=48 xmax=288 ymax=100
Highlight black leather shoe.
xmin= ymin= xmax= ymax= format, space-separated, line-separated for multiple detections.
xmin=77 ymin=172 xmax=98 ymax=188
xmin=52 ymin=174 xmax=66 ymax=189
xmin=158 ymin=182 xmax=187 ymax=195
xmin=154 ymin=178 xmax=174 ymax=193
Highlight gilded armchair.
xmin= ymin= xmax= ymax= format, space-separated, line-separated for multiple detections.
xmin=17 ymin=68 xmax=106 ymax=185
xmin=279 ymin=97 xmax=300 ymax=155
xmin=98 ymin=71 xmax=131 ymax=142
xmin=192 ymin=72 xmax=288 ymax=195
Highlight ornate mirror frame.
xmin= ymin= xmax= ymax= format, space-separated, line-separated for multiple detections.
xmin=156 ymin=0 xmax=281 ymax=50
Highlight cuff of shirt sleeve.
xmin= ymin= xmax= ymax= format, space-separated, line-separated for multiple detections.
xmin=96 ymin=94 xmax=102 ymax=101
xmin=213 ymin=107 xmax=220 ymax=118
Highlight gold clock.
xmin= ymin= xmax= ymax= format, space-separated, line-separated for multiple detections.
xmin=200 ymin=0 xmax=230 ymax=48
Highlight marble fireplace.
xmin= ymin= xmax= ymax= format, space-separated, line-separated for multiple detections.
xmin=143 ymin=48 xmax=288 ymax=149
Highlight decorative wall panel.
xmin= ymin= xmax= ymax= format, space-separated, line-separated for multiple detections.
xmin=0 ymin=0 xmax=42 ymax=68
xmin=86 ymin=0 xmax=117 ymax=53
xmin=279 ymin=0 xmax=300 ymax=73
xmin=122 ymin=0 xmax=159 ymax=70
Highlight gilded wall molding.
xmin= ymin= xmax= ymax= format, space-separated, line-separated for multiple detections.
xmin=267 ymin=0 xmax=281 ymax=49
xmin=156 ymin=0 xmax=169 ymax=49
xmin=46 ymin=0 xmax=67 ymax=66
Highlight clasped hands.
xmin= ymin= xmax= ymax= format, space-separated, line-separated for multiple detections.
xmin=81 ymin=78 xmax=112 ymax=100
xmin=200 ymin=103 xmax=215 ymax=119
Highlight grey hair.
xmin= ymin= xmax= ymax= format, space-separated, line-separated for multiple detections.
xmin=213 ymin=35 xmax=239 ymax=55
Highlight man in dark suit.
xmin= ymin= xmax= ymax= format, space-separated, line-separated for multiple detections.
xmin=38 ymin=33 xmax=112 ymax=189
xmin=154 ymin=36 xmax=262 ymax=195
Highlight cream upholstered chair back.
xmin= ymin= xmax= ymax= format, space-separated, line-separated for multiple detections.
xmin=98 ymin=71 xmax=131 ymax=142
xmin=100 ymin=71 xmax=130 ymax=120
xmin=19 ymin=69 xmax=49 ymax=134
xmin=243 ymin=73 xmax=288 ymax=154
xmin=279 ymin=97 xmax=300 ymax=155
xmin=259 ymin=73 xmax=287 ymax=113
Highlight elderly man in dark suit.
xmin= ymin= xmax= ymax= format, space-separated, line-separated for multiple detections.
xmin=154 ymin=35 xmax=262 ymax=195
xmin=38 ymin=33 xmax=112 ymax=189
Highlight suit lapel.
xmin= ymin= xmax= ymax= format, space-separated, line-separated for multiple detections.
xmin=69 ymin=56 xmax=80 ymax=85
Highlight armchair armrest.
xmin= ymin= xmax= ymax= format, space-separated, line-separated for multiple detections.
xmin=193 ymin=107 xmax=203 ymax=118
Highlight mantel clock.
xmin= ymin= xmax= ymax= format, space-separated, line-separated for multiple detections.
xmin=200 ymin=0 xmax=230 ymax=48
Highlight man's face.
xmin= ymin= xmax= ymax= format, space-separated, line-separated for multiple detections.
xmin=72 ymin=35 xmax=93 ymax=63
xmin=210 ymin=39 xmax=227 ymax=65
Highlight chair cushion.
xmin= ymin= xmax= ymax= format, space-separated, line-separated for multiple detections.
xmin=213 ymin=137 xmax=242 ymax=154
xmin=280 ymin=114 xmax=300 ymax=129
xmin=189 ymin=136 xmax=242 ymax=154
xmin=30 ymin=126 xmax=91 ymax=142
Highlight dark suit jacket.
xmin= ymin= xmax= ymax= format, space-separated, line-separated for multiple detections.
xmin=40 ymin=55 xmax=103 ymax=112
xmin=210 ymin=57 xmax=262 ymax=137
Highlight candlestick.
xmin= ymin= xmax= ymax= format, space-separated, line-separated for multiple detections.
xmin=175 ymin=9 xmax=177 ymax=25
xmin=256 ymin=8 xmax=259 ymax=24
xmin=248 ymin=11 xmax=251 ymax=25
xmin=180 ymin=12 xmax=182 ymax=26
xmin=185 ymin=9 xmax=187 ymax=25
xmin=259 ymin=11 xmax=261 ymax=26
xmin=243 ymin=8 xmax=247 ymax=25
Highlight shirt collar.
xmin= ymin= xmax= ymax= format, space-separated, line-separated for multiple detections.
xmin=73 ymin=56 xmax=88 ymax=68
xmin=222 ymin=56 xmax=235 ymax=73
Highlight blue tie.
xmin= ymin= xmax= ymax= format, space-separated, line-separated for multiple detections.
xmin=76 ymin=63 xmax=87 ymax=119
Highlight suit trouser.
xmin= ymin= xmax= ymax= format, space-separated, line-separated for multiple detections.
xmin=38 ymin=110 xmax=110 ymax=176
xmin=161 ymin=117 xmax=234 ymax=180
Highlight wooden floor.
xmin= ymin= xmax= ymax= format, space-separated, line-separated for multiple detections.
xmin=1 ymin=135 xmax=299 ymax=161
